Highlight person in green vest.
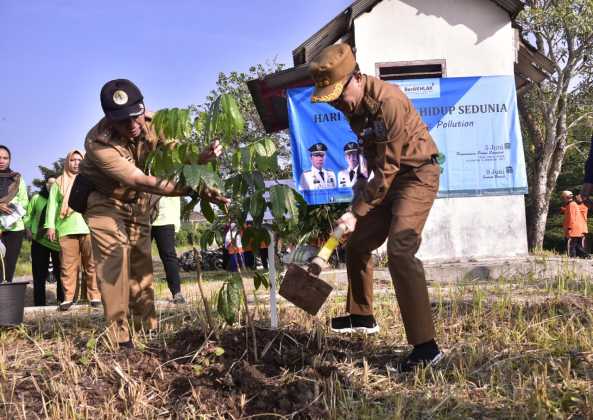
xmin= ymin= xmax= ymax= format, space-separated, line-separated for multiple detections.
xmin=46 ymin=149 xmax=101 ymax=311
xmin=151 ymin=196 xmax=185 ymax=303
xmin=24 ymin=176 xmax=64 ymax=306
xmin=0 ymin=145 xmax=28 ymax=283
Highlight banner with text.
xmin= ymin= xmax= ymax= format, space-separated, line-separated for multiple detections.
xmin=287 ymin=76 xmax=528 ymax=205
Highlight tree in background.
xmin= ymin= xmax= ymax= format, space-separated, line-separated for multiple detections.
xmin=517 ymin=0 xmax=593 ymax=249
xmin=31 ymin=158 xmax=65 ymax=191
xmin=203 ymin=61 xmax=293 ymax=179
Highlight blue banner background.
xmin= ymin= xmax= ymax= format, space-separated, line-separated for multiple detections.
xmin=287 ymin=76 xmax=528 ymax=205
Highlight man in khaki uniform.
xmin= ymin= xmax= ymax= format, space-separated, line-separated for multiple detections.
xmin=309 ymin=44 xmax=443 ymax=372
xmin=79 ymin=79 xmax=226 ymax=348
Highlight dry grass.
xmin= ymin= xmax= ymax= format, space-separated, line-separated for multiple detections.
xmin=3 ymin=268 xmax=593 ymax=419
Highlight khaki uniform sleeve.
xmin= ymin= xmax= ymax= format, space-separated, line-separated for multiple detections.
xmin=352 ymin=99 xmax=406 ymax=217
xmin=86 ymin=142 xmax=139 ymax=186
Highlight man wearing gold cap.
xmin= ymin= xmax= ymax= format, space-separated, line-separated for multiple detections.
xmin=309 ymin=43 xmax=442 ymax=372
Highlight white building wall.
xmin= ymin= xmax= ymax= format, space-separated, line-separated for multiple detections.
xmin=354 ymin=0 xmax=529 ymax=260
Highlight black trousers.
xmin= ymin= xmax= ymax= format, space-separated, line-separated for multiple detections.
xmin=567 ymin=236 xmax=588 ymax=258
xmin=244 ymin=251 xmax=256 ymax=269
xmin=31 ymin=240 xmax=64 ymax=305
xmin=151 ymin=224 xmax=181 ymax=296
xmin=0 ymin=230 xmax=24 ymax=283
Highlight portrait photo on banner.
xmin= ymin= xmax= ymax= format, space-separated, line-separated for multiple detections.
xmin=287 ymin=86 xmax=369 ymax=205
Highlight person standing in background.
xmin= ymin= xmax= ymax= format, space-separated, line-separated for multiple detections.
xmin=225 ymin=223 xmax=244 ymax=272
xmin=25 ymin=176 xmax=63 ymax=305
xmin=0 ymin=145 xmax=28 ymax=283
xmin=560 ymin=190 xmax=587 ymax=257
xmin=575 ymin=193 xmax=589 ymax=257
xmin=46 ymin=150 xmax=101 ymax=311
xmin=151 ymin=196 xmax=185 ymax=303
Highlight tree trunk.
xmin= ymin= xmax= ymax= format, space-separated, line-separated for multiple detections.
xmin=523 ymin=102 xmax=569 ymax=250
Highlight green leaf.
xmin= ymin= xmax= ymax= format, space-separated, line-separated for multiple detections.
xmin=214 ymin=229 xmax=224 ymax=247
xmin=241 ymin=147 xmax=254 ymax=171
xmin=235 ymin=174 xmax=249 ymax=195
xmin=183 ymin=164 xmax=204 ymax=189
xmin=86 ymin=337 xmax=97 ymax=351
xmin=217 ymin=284 xmax=232 ymax=324
xmin=284 ymin=188 xmax=299 ymax=221
xmin=194 ymin=112 xmax=207 ymax=133
xmin=213 ymin=347 xmax=225 ymax=357
xmin=255 ymin=154 xmax=278 ymax=172
xmin=254 ymin=137 xmax=276 ymax=158
xmin=254 ymin=272 xmax=269 ymax=290
xmin=166 ymin=108 xmax=178 ymax=138
xmin=267 ymin=185 xmax=301 ymax=221
xmin=152 ymin=109 xmax=167 ymax=137
xmin=200 ymin=167 xmax=223 ymax=190
xmin=217 ymin=275 xmax=243 ymax=325
xmin=200 ymin=234 xmax=209 ymax=251
xmin=219 ymin=94 xmax=245 ymax=142
xmin=177 ymin=108 xmax=191 ymax=138
xmin=252 ymin=172 xmax=265 ymax=191
xmin=249 ymin=191 xmax=265 ymax=222
xmin=170 ymin=147 xmax=182 ymax=166
xmin=268 ymin=185 xmax=286 ymax=219
xmin=200 ymin=199 xmax=215 ymax=223
xmin=232 ymin=150 xmax=242 ymax=169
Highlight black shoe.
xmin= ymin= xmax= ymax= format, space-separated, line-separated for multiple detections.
xmin=90 ymin=300 xmax=102 ymax=308
xmin=172 ymin=292 xmax=186 ymax=304
xmin=330 ymin=314 xmax=380 ymax=334
xmin=58 ymin=301 xmax=73 ymax=312
xmin=387 ymin=345 xmax=444 ymax=373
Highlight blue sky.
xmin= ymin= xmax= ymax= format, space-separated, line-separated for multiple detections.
xmin=0 ymin=0 xmax=352 ymax=186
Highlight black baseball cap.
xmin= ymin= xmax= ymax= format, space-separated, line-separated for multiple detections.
xmin=100 ymin=79 xmax=145 ymax=121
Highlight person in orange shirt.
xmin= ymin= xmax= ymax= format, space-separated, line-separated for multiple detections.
xmin=560 ymin=191 xmax=587 ymax=257
xmin=575 ymin=194 xmax=589 ymax=257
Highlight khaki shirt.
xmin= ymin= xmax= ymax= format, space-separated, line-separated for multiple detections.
xmin=80 ymin=117 xmax=159 ymax=202
xmin=349 ymin=75 xmax=439 ymax=217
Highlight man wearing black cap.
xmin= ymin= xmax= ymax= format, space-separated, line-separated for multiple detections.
xmin=338 ymin=141 xmax=368 ymax=188
xmin=299 ymin=142 xmax=337 ymax=190
xmin=79 ymin=79 xmax=227 ymax=348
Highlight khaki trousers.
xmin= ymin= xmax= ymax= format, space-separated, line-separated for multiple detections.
xmin=346 ymin=163 xmax=440 ymax=345
xmin=85 ymin=191 xmax=157 ymax=344
xmin=59 ymin=234 xmax=100 ymax=303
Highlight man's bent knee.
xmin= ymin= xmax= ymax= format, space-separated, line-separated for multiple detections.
xmin=387 ymin=229 xmax=421 ymax=257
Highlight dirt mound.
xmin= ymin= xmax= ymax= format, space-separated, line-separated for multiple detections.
xmin=146 ymin=326 xmax=340 ymax=417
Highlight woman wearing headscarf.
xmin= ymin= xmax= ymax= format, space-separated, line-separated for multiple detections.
xmin=24 ymin=176 xmax=63 ymax=305
xmin=46 ymin=150 xmax=100 ymax=311
xmin=0 ymin=145 xmax=28 ymax=283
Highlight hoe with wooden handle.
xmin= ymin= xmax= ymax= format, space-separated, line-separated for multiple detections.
xmin=279 ymin=224 xmax=347 ymax=315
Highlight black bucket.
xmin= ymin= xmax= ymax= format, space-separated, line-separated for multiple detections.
xmin=0 ymin=281 xmax=29 ymax=326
